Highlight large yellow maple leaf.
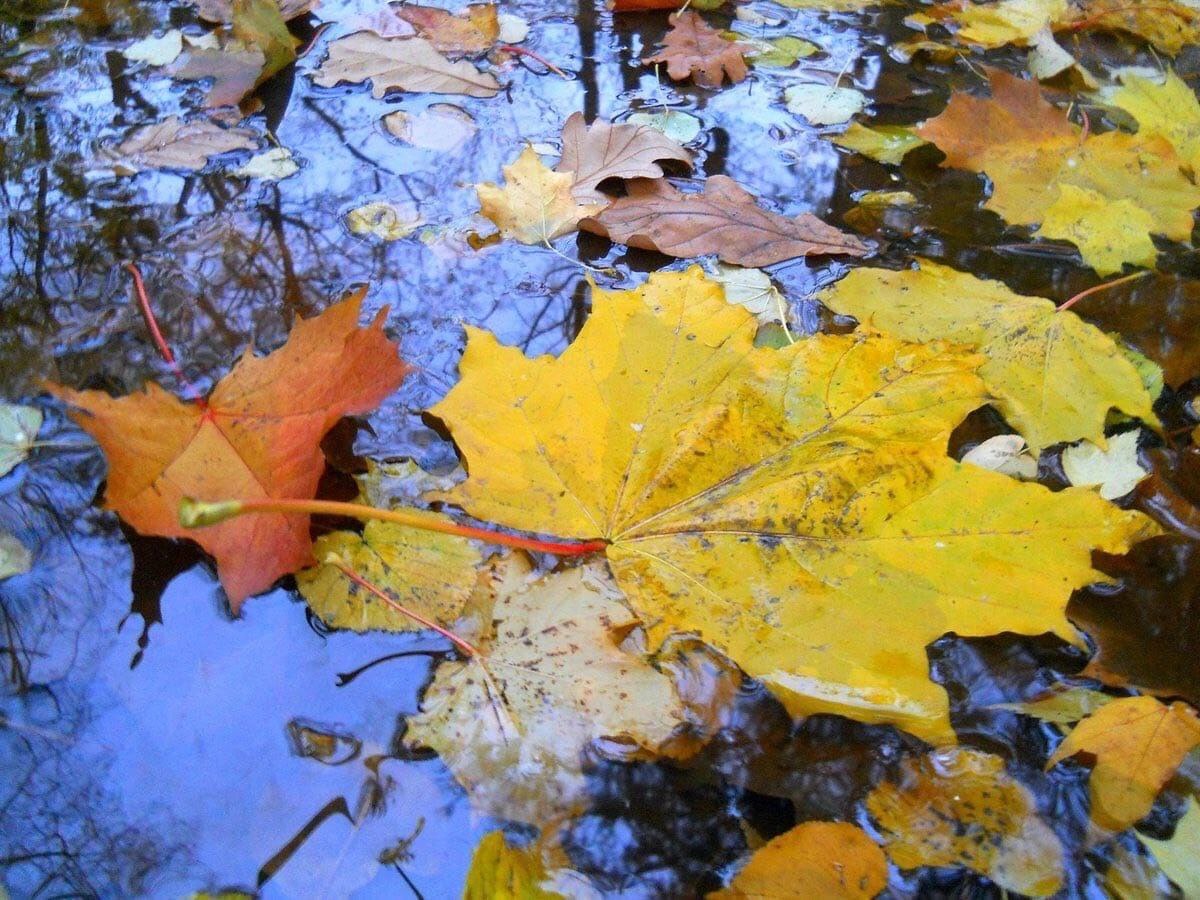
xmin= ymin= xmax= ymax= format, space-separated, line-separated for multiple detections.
xmin=918 ymin=68 xmax=1200 ymax=274
xmin=429 ymin=267 xmax=1155 ymax=743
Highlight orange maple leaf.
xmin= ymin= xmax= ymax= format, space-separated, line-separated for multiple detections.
xmin=49 ymin=289 xmax=409 ymax=610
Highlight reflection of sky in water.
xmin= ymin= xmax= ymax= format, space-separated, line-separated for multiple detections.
xmin=1 ymin=0 xmax=898 ymax=894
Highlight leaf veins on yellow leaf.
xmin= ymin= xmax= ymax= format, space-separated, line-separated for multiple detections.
xmin=429 ymin=266 xmax=1156 ymax=743
xmin=1108 ymin=69 xmax=1200 ymax=174
xmin=868 ymin=748 xmax=1065 ymax=896
xmin=817 ymin=258 xmax=1159 ymax=451
xmin=477 ymin=146 xmax=606 ymax=245
xmin=1046 ymin=696 xmax=1200 ymax=832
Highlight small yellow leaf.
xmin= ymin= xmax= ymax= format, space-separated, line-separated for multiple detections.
xmin=476 ymin=147 xmax=606 ymax=244
xmin=868 ymin=748 xmax=1065 ymax=897
xmin=712 ymin=821 xmax=888 ymax=899
xmin=1046 ymin=696 xmax=1200 ymax=832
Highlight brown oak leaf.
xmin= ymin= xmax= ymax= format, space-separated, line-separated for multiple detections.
xmin=555 ymin=111 xmax=693 ymax=204
xmin=643 ymin=11 xmax=750 ymax=88
xmin=581 ymin=176 xmax=871 ymax=265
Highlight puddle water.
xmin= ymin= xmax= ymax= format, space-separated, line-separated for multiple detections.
xmin=2 ymin=0 xmax=1199 ymax=896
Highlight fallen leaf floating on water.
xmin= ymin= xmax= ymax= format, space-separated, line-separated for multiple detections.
xmin=429 ymin=267 xmax=1156 ymax=742
xmin=1046 ymin=696 xmax=1200 ymax=832
xmin=345 ymin=200 xmax=422 ymax=240
xmin=554 ymin=112 xmax=693 ymax=205
xmin=477 ymin=146 xmax=605 ymax=245
xmin=783 ymin=83 xmax=867 ymax=126
xmin=232 ymin=146 xmax=298 ymax=180
xmin=1062 ymin=430 xmax=1149 ymax=500
xmin=48 ymin=290 xmax=409 ymax=610
xmin=395 ymin=3 xmax=499 ymax=57
xmin=312 ymin=32 xmax=500 ymax=98
xmin=643 ymin=11 xmax=750 ymax=88
xmin=987 ymin=684 xmax=1114 ymax=724
xmin=817 ymin=258 xmax=1159 ymax=451
xmin=917 ymin=68 xmax=1200 ymax=275
xmin=711 ymin=821 xmax=888 ymax=899
xmin=625 ymin=109 xmax=702 ymax=144
xmin=705 ymin=263 xmax=790 ymax=327
xmin=1106 ymin=69 xmax=1200 ymax=173
xmin=123 ymin=30 xmax=185 ymax=66
xmin=0 ymin=402 xmax=43 ymax=477
xmin=463 ymin=832 xmax=564 ymax=899
xmin=738 ymin=34 xmax=820 ymax=68
xmin=170 ymin=41 xmax=266 ymax=108
xmin=581 ymin=176 xmax=870 ymax=266
xmin=195 ymin=0 xmax=315 ymax=23
xmin=384 ymin=104 xmax=477 ymax=151
xmin=833 ymin=122 xmax=927 ymax=164
xmin=961 ymin=434 xmax=1039 ymax=480
xmin=1144 ymin=797 xmax=1200 ymax=897
xmin=0 ymin=531 xmax=31 ymax=582
xmin=868 ymin=748 xmax=1065 ymax=896
xmin=230 ymin=0 xmax=297 ymax=84
xmin=403 ymin=554 xmax=688 ymax=827
xmin=98 ymin=116 xmax=258 ymax=174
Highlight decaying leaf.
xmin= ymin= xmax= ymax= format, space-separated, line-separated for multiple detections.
xmin=1046 ymin=696 xmax=1200 ymax=831
xmin=395 ymin=4 xmax=499 ymax=57
xmin=555 ymin=112 xmax=692 ymax=205
xmin=581 ymin=176 xmax=870 ymax=266
xmin=0 ymin=531 xmax=32 ymax=581
xmin=918 ymin=68 xmax=1200 ymax=274
xmin=1143 ymin=797 xmax=1200 ymax=897
xmin=783 ymin=83 xmax=867 ymax=126
xmin=868 ymin=748 xmax=1065 ymax=896
xmin=49 ymin=291 xmax=409 ymax=609
xmin=463 ymin=832 xmax=563 ymax=899
xmin=0 ymin=402 xmax=42 ymax=477
xmin=98 ymin=116 xmax=258 ymax=174
xmin=643 ymin=11 xmax=750 ymax=88
xmin=195 ymin=0 xmax=316 ymax=23
xmin=712 ymin=821 xmax=888 ymax=899
xmin=817 ymin=259 xmax=1159 ymax=451
xmin=1062 ymin=430 xmax=1149 ymax=500
xmin=384 ymin=104 xmax=477 ymax=152
xmin=312 ymin=32 xmax=500 ymax=98
xmin=477 ymin=147 xmax=605 ymax=245
xmin=961 ymin=434 xmax=1039 ymax=480
xmin=403 ymin=555 xmax=688 ymax=826
xmin=833 ymin=122 xmax=927 ymax=164
xmin=430 ymin=267 xmax=1155 ymax=742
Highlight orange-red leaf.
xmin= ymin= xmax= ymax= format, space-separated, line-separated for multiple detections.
xmin=49 ymin=289 xmax=409 ymax=610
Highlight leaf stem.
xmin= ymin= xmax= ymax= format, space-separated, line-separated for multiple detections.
xmin=499 ymin=44 xmax=570 ymax=79
xmin=1056 ymin=270 xmax=1151 ymax=312
xmin=125 ymin=262 xmax=204 ymax=405
xmin=179 ymin=496 xmax=608 ymax=556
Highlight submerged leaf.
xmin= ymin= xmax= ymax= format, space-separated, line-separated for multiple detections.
xmin=99 ymin=117 xmax=258 ymax=174
xmin=346 ymin=200 xmax=422 ymax=240
xmin=384 ymin=104 xmax=477 ymax=152
xmin=868 ymin=748 xmax=1065 ymax=896
xmin=312 ymin=32 xmax=500 ymax=98
xmin=625 ymin=110 xmax=703 ymax=144
xmin=0 ymin=402 xmax=42 ymax=477
xmin=430 ymin=267 xmax=1155 ymax=741
xmin=0 ymin=531 xmax=31 ymax=581
xmin=477 ymin=147 xmax=606 ymax=244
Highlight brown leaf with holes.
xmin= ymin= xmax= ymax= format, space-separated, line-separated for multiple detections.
xmin=555 ymin=112 xmax=693 ymax=204
xmin=581 ymin=176 xmax=870 ymax=265
xmin=643 ymin=11 xmax=750 ymax=88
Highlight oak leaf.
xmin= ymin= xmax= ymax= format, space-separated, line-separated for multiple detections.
xmin=918 ymin=68 xmax=1200 ymax=274
xmin=1046 ymin=696 xmax=1200 ymax=831
xmin=395 ymin=4 xmax=498 ymax=57
xmin=712 ymin=821 xmax=888 ymax=899
xmin=49 ymin=290 xmax=409 ymax=610
xmin=581 ymin=176 xmax=870 ymax=266
xmin=99 ymin=116 xmax=258 ymax=173
xmin=816 ymin=258 xmax=1159 ymax=451
xmin=477 ymin=146 xmax=605 ymax=244
xmin=312 ymin=32 xmax=500 ymax=98
xmin=867 ymin=748 xmax=1065 ymax=896
xmin=643 ymin=11 xmax=750 ymax=88
xmin=429 ymin=267 xmax=1156 ymax=742
xmin=555 ymin=112 xmax=693 ymax=205
xmin=403 ymin=554 xmax=688 ymax=826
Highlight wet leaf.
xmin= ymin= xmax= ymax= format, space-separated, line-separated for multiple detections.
xmin=712 ymin=821 xmax=888 ymax=899
xmin=918 ymin=68 xmax=1200 ymax=274
xmin=0 ymin=402 xmax=42 ymax=477
xmin=48 ymin=291 xmax=409 ymax=609
xmin=961 ymin=434 xmax=1039 ymax=480
xmin=231 ymin=0 xmax=296 ymax=83
xmin=195 ymin=0 xmax=315 ymax=23
xmin=403 ymin=555 xmax=688 ymax=826
xmin=868 ymin=748 xmax=1065 ymax=896
xmin=232 ymin=146 xmax=298 ymax=180
xmin=740 ymin=35 xmax=820 ymax=68
xmin=98 ymin=116 xmax=258 ymax=173
xmin=555 ymin=112 xmax=693 ymax=205
xmin=1143 ymin=797 xmax=1200 ymax=896
xmin=833 ymin=122 xmax=927 ymax=164
xmin=1046 ymin=696 xmax=1200 ymax=831
xmin=346 ymin=201 xmax=422 ymax=240
xmin=783 ymin=83 xmax=867 ymax=126
xmin=1107 ymin=69 xmax=1200 ymax=173
xmin=988 ymin=684 xmax=1113 ymax=724
xmin=643 ymin=11 xmax=750 ymax=88
xmin=477 ymin=146 xmax=606 ymax=245
xmin=1062 ymin=430 xmax=1149 ymax=500
xmin=705 ymin=263 xmax=789 ymax=326
xmin=312 ymin=32 xmax=500 ymax=98
xmin=1103 ymin=841 xmax=1175 ymax=898
xmin=817 ymin=258 xmax=1159 ymax=451
xmin=123 ymin=30 xmax=184 ymax=66
xmin=1059 ymin=0 xmax=1200 ymax=54
xmin=395 ymin=4 xmax=499 ymax=57
xmin=430 ymin=267 xmax=1155 ymax=741
xmin=383 ymin=104 xmax=477 ymax=152
xmin=581 ymin=176 xmax=870 ymax=266
xmin=463 ymin=832 xmax=564 ymax=899
xmin=170 ymin=43 xmax=267 ymax=108
xmin=908 ymin=0 xmax=1068 ymax=49
xmin=0 ymin=531 xmax=31 ymax=581
xmin=626 ymin=110 xmax=703 ymax=144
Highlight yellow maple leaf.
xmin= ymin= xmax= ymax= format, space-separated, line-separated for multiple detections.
xmin=1035 ymin=183 xmax=1159 ymax=274
xmin=816 ymin=258 xmax=1159 ymax=450
xmin=1046 ymin=696 xmax=1200 ymax=832
xmin=867 ymin=748 xmax=1065 ymax=896
xmin=403 ymin=554 xmax=688 ymax=827
xmin=712 ymin=821 xmax=888 ymax=899
xmin=918 ymin=69 xmax=1200 ymax=273
xmin=1108 ymin=69 xmax=1200 ymax=173
xmin=476 ymin=146 xmax=605 ymax=244
xmin=429 ymin=266 xmax=1156 ymax=743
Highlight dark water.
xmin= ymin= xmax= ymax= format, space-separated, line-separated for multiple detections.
xmin=2 ymin=0 xmax=1199 ymax=897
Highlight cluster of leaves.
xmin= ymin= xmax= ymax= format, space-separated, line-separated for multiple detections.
xmin=10 ymin=0 xmax=1200 ymax=895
